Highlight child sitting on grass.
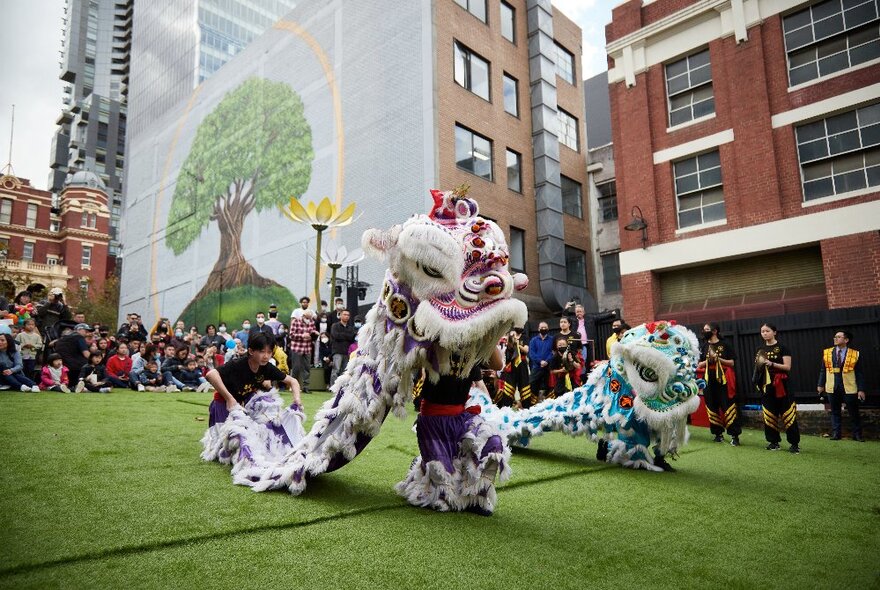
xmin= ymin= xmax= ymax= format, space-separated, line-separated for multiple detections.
xmin=179 ymin=358 xmax=211 ymax=392
xmin=15 ymin=319 xmax=43 ymax=380
xmin=105 ymin=342 xmax=133 ymax=389
xmin=137 ymin=360 xmax=166 ymax=392
xmin=75 ymin=352 xmax=112 ymax=393
xmin=40 ymin=353 xmax=71 ymax=392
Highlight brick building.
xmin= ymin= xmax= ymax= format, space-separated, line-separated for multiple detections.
xmin=605 ymin=0 xmax=880 ymax=324
xmin=0 ymin=170 xmax=112 ymax=297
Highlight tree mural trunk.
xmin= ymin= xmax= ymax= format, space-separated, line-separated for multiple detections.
xmin=193 ymin=180 xmax=279 ymax=300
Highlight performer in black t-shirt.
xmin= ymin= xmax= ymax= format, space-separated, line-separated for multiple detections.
xmin=698 ymin=322 xmax=740 ymax=445
xmin=754 ymin=323 xmax=799 ymax=453
xmin=205 ymin=332 xmax=301 ymax=427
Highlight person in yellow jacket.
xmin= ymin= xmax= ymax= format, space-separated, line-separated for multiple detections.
xmin=605 ymin=319 xmax=629 ymax=358
xmin=817 ymin=331 xmax=865 ymax=441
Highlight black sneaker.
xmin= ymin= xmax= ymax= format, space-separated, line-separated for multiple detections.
xmin=654 ymin=456 xmax=676 ymax=472
xmin=596 ymin=439 xmax=609 ymax=462
xmin=766 ymin=442 xmax=780 ymax=451
xmin=789 ymin=445 xmax=800 ymax=454
xmin=713 ymin=434 xmax=724 ymax=443
xmin=830 ymin=434 xmax=841 ymax=440
xmin=464 ymin=504 xmax=493 ymax=517
xmin=730 ymin=436 xmax=740 ymax=447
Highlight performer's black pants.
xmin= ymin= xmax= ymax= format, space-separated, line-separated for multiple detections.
xmin=761 ymin=387 xmax=800 ymax=445
xmin=496 ymin=363 xmax=530 ymax=408
xmin=830 ymin=390 xmax=862 ymax=439
xmin=704 ymin=380 xmax=741 ymax=437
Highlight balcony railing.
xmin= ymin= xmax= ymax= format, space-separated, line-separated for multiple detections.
xmin=1 ymin=258 xmax=70 ymax=277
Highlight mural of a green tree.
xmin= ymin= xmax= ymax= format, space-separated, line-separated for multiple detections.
xmin=166 ymin=77 xmax=313 ymax=323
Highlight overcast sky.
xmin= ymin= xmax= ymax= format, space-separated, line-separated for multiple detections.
xmin=0 ymin=0 xmax=614 ymax=192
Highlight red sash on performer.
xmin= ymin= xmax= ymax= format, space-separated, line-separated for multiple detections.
xmin=772 ymin=373 xmax=788 ymax=398
xmin=420 ymin=400 xmax=481 ymax=416
xmin=697 ymin=365 xmax=737 ymax=399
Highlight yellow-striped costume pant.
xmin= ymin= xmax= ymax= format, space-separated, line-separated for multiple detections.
xmin=760 ymin=387 xmax=800 ymax=446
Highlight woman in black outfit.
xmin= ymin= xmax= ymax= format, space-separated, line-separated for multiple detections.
xmin=754 ymin=323 xmax=799 ymax=454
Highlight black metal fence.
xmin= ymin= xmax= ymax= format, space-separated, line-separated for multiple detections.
xmin=588 ymin=306 xmax=880 ymax=405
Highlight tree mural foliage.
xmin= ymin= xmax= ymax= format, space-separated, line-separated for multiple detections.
xmin=166 ymin=77 xmax=313 ymax=294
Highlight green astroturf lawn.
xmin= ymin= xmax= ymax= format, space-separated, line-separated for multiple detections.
xmin=0 ymin=390 xmax=877 ymax=589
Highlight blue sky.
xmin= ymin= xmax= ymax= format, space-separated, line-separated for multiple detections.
xmin=0 ymin=0 xmax=615 ymax=191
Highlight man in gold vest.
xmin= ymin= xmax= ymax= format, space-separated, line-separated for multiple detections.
xmin=817 ymin=331 xmax=865 ymax=441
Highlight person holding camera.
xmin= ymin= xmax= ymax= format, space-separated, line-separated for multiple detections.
xmin=496 ymin=329 xmax=531 ymax=408
xmin=547 ymin=336 xmax=582 ymax=399
xmin=116 ymin=313 xmax=148 ymax=342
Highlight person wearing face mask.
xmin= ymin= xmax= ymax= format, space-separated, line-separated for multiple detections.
xmin=250 ymin=312 xmax=274 ymax=339
xmin=605 ymin=319 xmax=628 ymax=358
xmin=234 ymin=320 xmax=252 ymax=348
xmin=318 ymin=331 xmax=332 ymax=387
xmin=548 ymin=336 xmax=581 ymax=399
xmin=697 ymin=322 xmax=739 ymax=445
xmin=527 ymin=322 xmax=554 ymax=407
xmin=327 ymin=297 xmax=345 ymax=329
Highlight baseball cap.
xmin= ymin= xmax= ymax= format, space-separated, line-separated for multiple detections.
xmin=50 ymin=287 xmax=64 ymax=295
xmin=74 ymin=323 xmax=95 ymax=332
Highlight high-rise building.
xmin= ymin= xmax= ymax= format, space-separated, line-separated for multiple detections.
xmin=50 ymin=0 xmax=133 ymax=262
xmin=119 ymin=0 xmax=594 ymax=330
xmin=126 ymin=0 xmax=296 ymax=140
xmin=605 ymin=0 xmax=880 ymax=324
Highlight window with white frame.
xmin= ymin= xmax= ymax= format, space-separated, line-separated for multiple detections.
xmin=453 ymin=41 xmax=490 ymax=101
xmin=455 ymin=124 xmax=493 ymax=181
xmin=81 ymin=245 xmax=92 ymax=268
xmin=503 ymin=73 xmax=518 ymax=116
xmin=47 ymin=256 xmax=59 ymax=266
xmin=500 ymin=1 xmax=515 ymax=43
xmin=565 ymin=246 xmax=587 ymax=287
xmin=26 ymin=203 xmax=38 ymax=229
xmin=509 ymin=227 xmax=525 ymax=272
xmin=674 ymin=150 xmax=726 ymax=228
xmin=783 ymin=0 xmax=879 ymax=87
xmin=22 ymin=242 xmax=34 ymax=262
xmin=561 ymin=175 xmax=583 ymax=218
xmin=50 ymin=220 xmax=60 ymax=233
xmin=597 ymin=180 xmax=618 ymax=221
xmin=555 ymin=42 xmax=575 ymax=84
xmin=796 ymin=102 xmax=880 ymax=201
xmin=506 ymin=149 xmax=522 ymax=192
xmin=0 ymin=199 xmax=11 ymax=225
xmin=665 ymin=49 xmax=714 ymax=127
xmin=601 ymin=252 xmax=621 ymax=293
xmin=454 ymin=0 xmax=486 ymax=23
xmin=557 ymin=108 xmax=579 ymax=151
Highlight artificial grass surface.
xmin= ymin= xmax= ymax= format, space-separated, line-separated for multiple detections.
xmin=0 ymin=389 xmax=877 ymax=589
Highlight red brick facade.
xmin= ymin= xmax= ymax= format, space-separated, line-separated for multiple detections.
xmin=607 ymin=0 xmax=880 ymax=325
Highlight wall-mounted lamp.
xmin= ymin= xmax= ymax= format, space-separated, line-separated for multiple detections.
xmin=623 ymin=206 xmax=648 ymax=248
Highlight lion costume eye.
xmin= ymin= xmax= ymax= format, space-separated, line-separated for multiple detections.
xmin=420 ymin=263 xmax=443 ymax=278
xmin=637 ymin=363 xmax=658 ymax=382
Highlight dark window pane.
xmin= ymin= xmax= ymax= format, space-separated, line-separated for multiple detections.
xmin=803 ymin=160 xmax=832 ymax=180
xmin=817 ymin=35 xmax=848 ymax=57
xmin=819 ymin=52 xmax=850 ymax=74
xmin=669 ymin=107 xmax=691 ymax=126
xmin=700 ymin=167 xmax=722 ymax=187
xmin=666 ymin=58 xmax=688 ymax=79
xmin=844 ymin=1 xmax=878 ymax=27
xmin=862 ymin=123 xmax=880 ymax=147
xmin=789 ymin=47 xmax=817 ymax=67
xmin=675 ymin=173 xmax=700 ymax=195
xmin=814 ymin=14 xmax=845 ymax=39
xmin=509 ymin=227 xmax=525 ymax=272
xmin=678 ymin=193 xmax=702 ymax=211
xmin=689 ymin=49 xmax=710 ymax=68
xmin=867 ymin=163 xmax=880 ymax=185
xmin=602 ymin=254 xmax=621 ymax=293
xmin=812 ymin=0 xmax=842 ymax=21
xmin=859 ymin=102 xmax=880 ymax=125
xmin=699 ymin=150 xmax=721 ymax=168
xmin=797 ymin=120 xmax=828 ymax=143
xmin=798 ymin=138 xmax=830 ymax=162
xmin=675 ymin=157 xmax=698 ymax=176
xmin=703 ymin=201 xmax=726 ymax=222
xmin=667 ymin=74 xmax=690 ymax=95
xmin=833 ymin=169 xmax=868 ymax=192
xmin=790 ymin=62 xmax=819 ymax=84
xmin=690 ymin=63 xmax=712 ymax=86
xmin=679 ymin=208 xmax=703 ymax=227
xmin=828 ymin=129 xmax=861 ymax=154
xmin=804 ymin=177 xmax=835 ymax=199
xmin=826 ymin=110 xmax=859 ymax=133
xmin=785 ymin=27 xmax=816 ymax=50
xmin=783 ymin=9 xmax=812 ymax=32
xmin=850 ymin=37 xmax=880 ymax=65
xmin=693 ymin=97 xmax=716 ymax=119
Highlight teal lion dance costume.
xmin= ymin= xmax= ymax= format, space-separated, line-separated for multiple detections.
xmin=471 ymin=321 xmax=705 ymax=471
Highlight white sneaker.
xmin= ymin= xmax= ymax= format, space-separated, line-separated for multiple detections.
xmin=196 ymin=381 xmax=210 ymax=393
xmin=166 ymin=384 xmax=179 ymax=393
xmin=75 ymin=380 xmax=86 ymax=393
xmin=137 ymin=383 xmax=145 ymax=392
xmin=20 ymin=384 xmax=31 ymax=392
xmin=31 ymin=386 xmax=40 ymax=393
xmin=99 ymin=387 xmax=111 ymax=393
xmin=60 ymin=384 xmax=71 ymax=393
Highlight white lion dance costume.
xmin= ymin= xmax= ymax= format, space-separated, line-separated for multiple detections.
xmin=471 ymin=321 xmax=705 ymax=471
xmin=202 ymin=190 xmax=528 ymax=514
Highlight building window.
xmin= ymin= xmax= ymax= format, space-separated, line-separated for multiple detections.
xmin=0 ymin=199 xmax=11 ymax=225
xmin=453 ymin=41 xmax=490 ymax=101
xmin=783 ymin=0 xmax=880 ymax=87
xmin=22 ymin=242 xmax=34 ymax=262
xmin=0 ymin=238 xmax=8 ymax=258
xmin=454 ymin=0 xmax=487 ymax=23
xmin=509 ymin=227 xmax=525 ymax=272
xmin=597 ymin=180 xmax=618 ymax=221
xmin=666 ymin=48 xmax=714 ymax=127
xmin=555 ymin=42 xmax=575 ymax=84
xmin=674 ymin=150 xmax=725 ymax=228
xmin=561 ymin=175 xmax=583 ymax=218
xmin=503 ymin=73 xmax=518 ymax=117
xmin=50 ymin=220 xmax=61 ymax=233
xmin=500 ymin=1 xmax=515 ymax=43
xmin=47 ymin=257 xmax=59 ymax=266
xmin=26 ymin=204 xmax=38 ymax=229
xmin=796 ymin=102 xmax=880 ymax=201
xmin=455 ymin=124 xmax=493 ymax=181
xmin=557 ymin=108 xmax=579 ymax=151
xmin=81 ymin=245 xmax=92 ymax=268
xmin=565 ymin=246 xmax=587 ymax=287
xmin=507 ymin=149 xmax=522 ymax=193
xmin=601 ymin=253 xmax=621 ymax=293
